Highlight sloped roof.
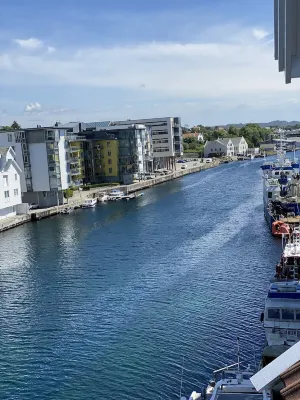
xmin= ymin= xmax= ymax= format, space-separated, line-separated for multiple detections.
xmin=85 ymin=121 xmax=111 ymax=129
xmin=217 ymin=137 xmax=231 ymax=145
xmin=230 ymin=136 xmax=245 ymax=145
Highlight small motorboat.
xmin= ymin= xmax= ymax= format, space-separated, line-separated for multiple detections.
xmin=82 ymin=198 xmax=97 ymax=208
xmin=98 ymin=194 xmax=108 ymax=202
xmin=272 ymin=220 xmax=290 ymax=237
xmin=61 ymin=207 xmax=74 ymax=214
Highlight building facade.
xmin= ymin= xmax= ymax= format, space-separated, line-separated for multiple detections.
xmin=0 ymin=128 xmax=72 ymax=207
xmin=0 ymin=147 xmax=22 ymax=220
xmin=274 ymin=0 xmax=300 ymax=83
xmin=204 ymin=139 xmax=234 ymax=157
xmin=113 ymin=117 xmax=182 ymax=169
xmin=230 ymin=137 xmax=248 ymax=155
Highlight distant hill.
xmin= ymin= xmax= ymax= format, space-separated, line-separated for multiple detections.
xmin=222 ymin=121 xmax=300 ymax=128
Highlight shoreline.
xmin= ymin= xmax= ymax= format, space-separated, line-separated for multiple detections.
xmin=0 ymin=160 xmax=221 ymax=233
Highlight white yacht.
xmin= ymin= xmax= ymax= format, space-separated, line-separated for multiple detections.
xmin=107 ymin=189 xmax=125 ymax=201
xmin=82 ymin=198 xmax=97 ymax=208
xmin=183 ymin=340 xmax=269 ymax=400
xmin=185 ymin=364 xmax=267 ymax=400
xmin=262 ymin=228 xmax=300 ymax=347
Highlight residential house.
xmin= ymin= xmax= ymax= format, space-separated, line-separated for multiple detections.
xmin=113 ymin=117 xmax=182 ymax=169
xmin=230 ymin=136 xmax=248 ymax=155
xmin=248 ymin=147 xmax=260 ymax=155
xmin=0 ymin=147 xmax=22 ymax=220
xmin=204 ymin=138 xmax=234 ymax=157
xmin=182 ymin=132 xmax=204 ymax=142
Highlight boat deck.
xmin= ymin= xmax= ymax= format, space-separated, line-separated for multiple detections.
xmin=281 ymin=216 xmax=300 ymax=224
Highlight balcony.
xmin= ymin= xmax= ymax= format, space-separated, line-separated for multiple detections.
xmin=68 ymin=146 xmax=81 ymax=152
xmin=69 ymin=157 xmax=80 ymax=164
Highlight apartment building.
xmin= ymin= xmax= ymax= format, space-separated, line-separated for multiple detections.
xmin=113 ymin=117 xmax=182 ymax=169
xmin=0 ymin=128 xmax=70 ymax=207
xmin=82 ymin=124 xmax=152 ymax=184
xmin=0 ymin=147 xmax=23 ymax=219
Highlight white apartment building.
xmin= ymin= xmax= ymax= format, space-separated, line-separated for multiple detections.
xmin=113 ymin=117 xmax=183 ymax=169
xmin=0 ymin=128 xmax=70 ymax=208
xmin=0 ymin=147 xmax=22 ymax=219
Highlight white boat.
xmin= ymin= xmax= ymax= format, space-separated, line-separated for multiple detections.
xmin=262 ymin=228 xmax=300 ymax=347
xmin=98 ymin=194 xmax=108 ymax=202
xmin=183 ymin=340 xmax=269 ymax=400
xmin=82 ymin=198 xmax=97 ymax=208
xmin=61 ymin=207 xmax=74 ymax=214
xmin=108 ymin=189 xmax=125 ymax=201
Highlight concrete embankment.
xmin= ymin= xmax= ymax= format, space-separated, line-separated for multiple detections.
xmin=0 ymin=160 xmax=220 ymax=233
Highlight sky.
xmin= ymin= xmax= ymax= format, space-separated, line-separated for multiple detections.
xmin=1 ymin=0 xmax=300 ymax=127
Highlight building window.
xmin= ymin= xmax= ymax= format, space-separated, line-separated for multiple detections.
xmin=3 ymin=175 xmax=8 ymax=187
xmin=109 ymin=168 xmax=112 ymax=173
xmin=4 ymin=190 xmax=9 ymax=202
xmin=108 ymin=151 xmax=111 ymax=156
xmin=107 ymin=142 xmax=111 ymax=147
xmin=14 ymin=189 xmax=18 ymax=196
xmin=15 ymin=174 xmax=17 ymax=181
xmin=108 ymin=159 xmax=112 ymax=164
xmin=7 ymin=134 xmax=13 ymax=142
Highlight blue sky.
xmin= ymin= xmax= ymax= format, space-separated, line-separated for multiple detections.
xmin=1 ymin=0 xmax=300 ymax=127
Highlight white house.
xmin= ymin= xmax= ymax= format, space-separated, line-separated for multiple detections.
xmin=204 ymin=138 xmax=234 ymax=157
xmin=0 ymin=147 xmax=22 ymax=220
xmin=230 ymin=136 xmax=248 ymax=155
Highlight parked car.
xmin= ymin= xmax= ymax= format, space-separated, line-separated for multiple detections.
xmin=205 ymin=158 xmax=213 ymax=163
xmin=177 ymin=160 xmax=185 ymax=163
xmin=29 ymin=203 xmax=39 ymax=210
xmin=181 ymin=165 xmax=187 ymax=170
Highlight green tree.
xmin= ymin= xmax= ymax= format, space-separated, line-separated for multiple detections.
xmin=11 ymin=121 xmax=21 ymax=130
xmin=228 ymin=125 xmax=238 ymax=136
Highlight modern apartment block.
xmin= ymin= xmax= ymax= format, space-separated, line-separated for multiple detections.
xmin=0 ymin=128 xmax=79 ymax=207
xmin=274 ymin=0 xmax=300 ymax=83
xmin=113 ymin=117 xmax=183 ymax=169
xmin=0 ymin=147 xmax=23 ymax=219
xmin=82 ymin=123 xmax=152 ymax=184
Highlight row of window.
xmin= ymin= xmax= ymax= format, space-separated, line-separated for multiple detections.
xmin=2 ymin=174 xmax=18 ymax=188
xmin=4 ymin=189 xmax=19 ymax=201
xmin=267 ymin=308 xmax=300 ymax=321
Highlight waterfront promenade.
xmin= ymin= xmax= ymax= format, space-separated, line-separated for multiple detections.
xmin=0 ymin=159 xmax=220 ymax=233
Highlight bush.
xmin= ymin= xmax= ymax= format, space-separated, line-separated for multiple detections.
xmin=63 ymin=188 xmax=74 ymax=199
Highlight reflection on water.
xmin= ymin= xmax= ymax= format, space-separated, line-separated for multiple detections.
xmin=0 ymin=161 xmax=281 ymax=399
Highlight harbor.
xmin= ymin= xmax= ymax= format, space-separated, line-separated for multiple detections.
xmin=0 ymin=159 xmax=276 ymax=399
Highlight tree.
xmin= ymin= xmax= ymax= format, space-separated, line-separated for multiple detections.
xmin=11 ymin=121 xmax=21 ymax=130
xmin=228 ymin=125 xmax=238 ymax=136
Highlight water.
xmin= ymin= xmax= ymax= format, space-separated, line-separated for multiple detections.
xmin=0 ymin=160 xmax=282 ymax=399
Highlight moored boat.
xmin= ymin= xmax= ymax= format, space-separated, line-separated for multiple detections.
xmin=107 ymin=189 xmax=125 ymax=201
xmin=61 ymin=207 xmax=74 ymax=214
xmin=82 ymin=198 xmax=97 ymax=208
xmin=261 ymin=228 xmax=300 ymax=349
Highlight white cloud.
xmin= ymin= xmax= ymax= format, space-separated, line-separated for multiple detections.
xmin=1 ymin=25 xmax=300 ymax=110
xmin=14 ymin=38 xmax=43 ymax=50
xmin=25 ymin=102 xmax=42 ymax=112
xmin=252 ymin=28 xmax=269 ymax=40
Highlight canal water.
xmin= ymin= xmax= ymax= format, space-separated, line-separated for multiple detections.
xmin=0 ymin=160 xmax=281 ymax=399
